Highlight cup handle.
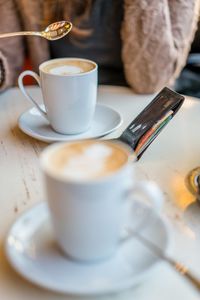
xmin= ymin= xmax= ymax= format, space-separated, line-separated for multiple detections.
xmin=131 ymin=181 xmax=163 ymax=212
xmin=121 ymin=181 xmax=163 ymax=241
xmin=18 ymin=70 xmax=48 ymax=120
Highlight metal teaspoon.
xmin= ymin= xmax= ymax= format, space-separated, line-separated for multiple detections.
xmin=0 ymin=21 xmax=72 ymax=40
xmin=127 ymin=229 xmax=200 ymax=293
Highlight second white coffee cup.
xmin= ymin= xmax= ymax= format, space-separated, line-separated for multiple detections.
xmin=40 ymin=140 xmax=163 ymax=262
xmin=18 ymin=58 xmax=97 ymax=134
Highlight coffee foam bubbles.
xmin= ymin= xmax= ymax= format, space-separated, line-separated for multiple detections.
xmin=49 ymin=65 xmax=84 ymax=75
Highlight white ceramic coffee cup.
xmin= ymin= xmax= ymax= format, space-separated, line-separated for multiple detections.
xmin=40 ymin=140 xmax=163 ymax=262
xmin=18 ymin=58 xmax=97 ymax=134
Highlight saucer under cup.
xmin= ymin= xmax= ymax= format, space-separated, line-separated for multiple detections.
xmin=18 ymin=104 xmax=122 ymax=142
xmin=5 ymin=202 xmax=170 ymax=295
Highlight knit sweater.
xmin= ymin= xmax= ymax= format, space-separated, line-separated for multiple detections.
xmin=0 ymin=0 xmax=199 ymax=94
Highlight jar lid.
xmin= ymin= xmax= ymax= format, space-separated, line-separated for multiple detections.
xmin=185 ymin=167 xmax=200 ymax=197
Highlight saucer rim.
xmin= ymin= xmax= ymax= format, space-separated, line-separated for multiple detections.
xmin=5 ymin=202 xmax=171 ymax=296
xmin=18 ymin=104 xmax=123 ymax=143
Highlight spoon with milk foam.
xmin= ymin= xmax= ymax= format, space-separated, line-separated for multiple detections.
xmin=0 ymin=21 xmax=72 ymax=40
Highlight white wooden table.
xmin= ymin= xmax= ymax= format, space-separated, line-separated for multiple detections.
xmin=0 ymin=86 xmax=200 ymax=300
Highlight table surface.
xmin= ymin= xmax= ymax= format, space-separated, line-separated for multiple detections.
xmin=0 ymin=85 xmax=200 ymax=300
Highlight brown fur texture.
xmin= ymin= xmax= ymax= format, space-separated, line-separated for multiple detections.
xmin=0 ymin=0 xmax=199 ymax=93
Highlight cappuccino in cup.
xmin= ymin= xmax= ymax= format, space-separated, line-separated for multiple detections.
xmin=40 ymin=140 xmax=163 ymax=262
xmin=42 ymin=59 xmax=95 ymax=76
xmin=45 ymin=140 xmax=128 ymax=181
xmin=18 ymin=58 xmax=97 ymax=134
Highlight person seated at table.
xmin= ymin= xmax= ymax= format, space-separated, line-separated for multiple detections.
xmin=0 ymin=0 xmax=199 ymax=94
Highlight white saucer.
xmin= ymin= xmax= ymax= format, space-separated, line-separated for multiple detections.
xmin=18 ymin=104 xmax=122 ymax=143
xmin=5 ymin=202 xmax=171 ymax=295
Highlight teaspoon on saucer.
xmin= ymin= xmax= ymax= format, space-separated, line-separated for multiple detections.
xmin=129 ymin=229 xmax=200 ymax=293
xmin=0 ymin=21 xmax=72 ymax=40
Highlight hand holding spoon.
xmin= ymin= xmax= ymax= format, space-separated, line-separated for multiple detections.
xmin=0 ymin=21 xmax=72 ymax=40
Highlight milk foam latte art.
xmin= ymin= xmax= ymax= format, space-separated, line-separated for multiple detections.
xmin=42 ymin=140 xmax=129 ymax=181
xmin=42 ymin=59 xmax=95 ymax=75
